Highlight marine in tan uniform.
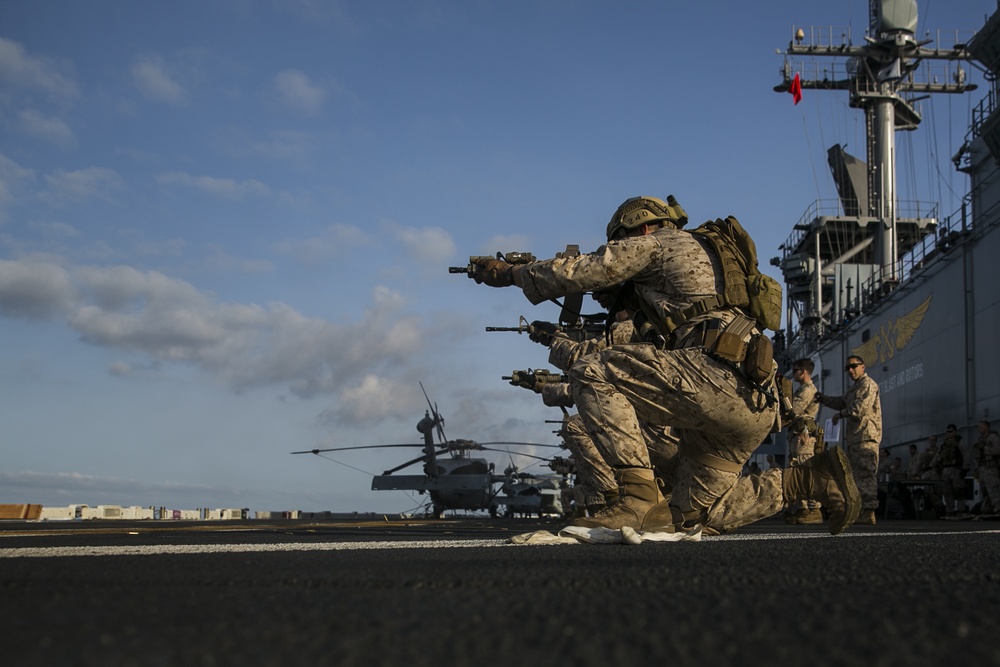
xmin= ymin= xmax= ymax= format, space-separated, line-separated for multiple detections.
xmin=817 ymin=355 xmax=882 ymax=525
xmin=525 ymin=316 xmax=680 ymax=514
xmin=786 ymin=358 xmax=822 ymax=524
xmin=973 ymin=419 xmax=1000 ymax=515
xmin=470 ymin=196 xmax=860 ymax=535
xmin=918 ymin=435 xmax=945 ymax=514
xmin=933 ymin=424 xmax=967 ymax=515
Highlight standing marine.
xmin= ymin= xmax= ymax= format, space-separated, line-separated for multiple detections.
xmin=817 ymin=355 xmax=883 ymax=525
xmin=786 ymin=357 xmax=822 ymax=524
xmin=973 ymin=419 xmax=1000 ymax=515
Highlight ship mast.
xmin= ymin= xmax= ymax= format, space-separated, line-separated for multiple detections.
xmin=774 ymin=0 xmax=975 ymax=336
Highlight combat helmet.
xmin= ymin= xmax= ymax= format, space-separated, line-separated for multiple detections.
xmin=606 ymin=195 xmax=688 ymax=241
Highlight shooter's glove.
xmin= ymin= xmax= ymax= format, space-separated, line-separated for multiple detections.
xmin=472 ymin=258 xmax=514 ymax=287
xmin=528 ymin=321 xmax=559 ymax=347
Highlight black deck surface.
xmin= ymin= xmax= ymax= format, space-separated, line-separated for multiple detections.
xmin=2 ymin=516 xmax=998 ymax=667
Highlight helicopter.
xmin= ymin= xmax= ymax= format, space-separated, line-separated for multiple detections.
xmin=291 ymin=385 xmax=565 ymax=519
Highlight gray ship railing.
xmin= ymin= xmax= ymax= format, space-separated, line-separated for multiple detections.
xmin=781 ymin=189 xmax=1000 ymax=362
xmin=780 ymin=199 xmax=940 ymax=253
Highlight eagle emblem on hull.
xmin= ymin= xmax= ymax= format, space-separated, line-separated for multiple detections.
xmin=852 ymin=295 xmax=932 ymax=365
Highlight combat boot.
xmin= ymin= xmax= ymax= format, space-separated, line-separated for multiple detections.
xmin=853 ymin=508 xmax=877 ymax=525
xmin=795 ymin=508 xmax=824 ymax=524
xmin=568 ymin=468 xmax=662 ymax=530
xmin=782 ymin=447 xmax=861 ymax=535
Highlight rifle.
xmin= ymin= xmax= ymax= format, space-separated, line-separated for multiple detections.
xmin=502 ymin=368 xmax=568 ymax=389
xmin=448 ymin=251 xmax=536 ymax=278
xmin=486 ymin=315 xmax=606 ymax=342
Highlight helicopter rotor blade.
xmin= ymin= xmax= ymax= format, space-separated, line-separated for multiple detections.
xmin=475 ymin=446 xmax=553 ymax=462
xmin=476 ymin=441 xmax=563 ymax=449
xmin=419 ymin=381 xmax=449 ymax=443
xmin=290 ymin=443 xmax=443 ymax=455
xmin=381 ymin=450 xmax=446 ymax=475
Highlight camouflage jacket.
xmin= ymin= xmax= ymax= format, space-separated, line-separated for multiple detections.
xmin=548 ymin=320 xmax=635 ymax=372
xmin=975 ymin=431 xmax=1000 ymax=469
xmin=933 ymin=435 xmax=963 ymax=469
xmin=515 ymin=228 xmax=746 ymax=343
xmin=819 ymin=373 xmax=882 ymax=447
xmin=792 ymin=379 xmax=819 ymax=420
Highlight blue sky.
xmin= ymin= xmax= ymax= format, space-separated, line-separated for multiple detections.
xmin=1 ymin=0 xmax=993 ymax=514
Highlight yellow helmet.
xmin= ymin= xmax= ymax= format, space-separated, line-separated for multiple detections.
xmin=606 ymin=195 xmax=688 ymax=241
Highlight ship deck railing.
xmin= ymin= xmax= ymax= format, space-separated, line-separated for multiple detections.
xmin=780 ymin=199 xmax=940 ymax=254
xmin=781 ymin=188 xmax=1000 ymax=361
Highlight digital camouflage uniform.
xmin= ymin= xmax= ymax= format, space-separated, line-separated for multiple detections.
xmin=819 ymin=373 xmax=882 ymax=511
xmin=974 ymin=428 xmax=1000 ymax=514
xmin=906 ymin=449 xmax=922 ymax=479
xmin=918 ymin=440 xmax=945 ymax=512
xmin=541 ymin=321 xmax=680 ymax=507
xmin=932 ymin=433 xmax=966 ymax=513
xmin=789 ymin=378 xmax=821 ymax=514
xmin=789 ymin=378 xmax=820 ymax=467
xmin=515 ymin=227 xmax=781 ymax=530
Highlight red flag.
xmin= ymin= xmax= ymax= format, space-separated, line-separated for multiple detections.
xmin=789 ymin=72 xmax=802 ymax=105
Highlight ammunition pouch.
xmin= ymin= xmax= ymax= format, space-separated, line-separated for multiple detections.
xmin=675 ymin=314 xmax=775 ymax=386
xmin=776 ymin=376 xmax=794 ymax=422
xmin=743 ymin=334 xmax=774 ymax=384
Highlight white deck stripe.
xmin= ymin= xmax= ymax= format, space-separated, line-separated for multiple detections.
xmin=3 ymin=529 xmax=999 ymax=558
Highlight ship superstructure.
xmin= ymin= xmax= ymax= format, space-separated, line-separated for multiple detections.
xmin=773 ymin=1 xmax=1000 ymax=454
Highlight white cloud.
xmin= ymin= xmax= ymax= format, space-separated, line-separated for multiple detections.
xmin=0 ymin=470 xmax=217 ymax=506
xmin=276 ymin=223 xmax=372 ymax=264
xmin=108 ymin=361 xmax=133 ymax=377
xmin=0 ymin=152 xmax=37 ymax=213
xmin=156 ymin=171 xmax=270 ymax=199
xmin=204 ymin=251 xmax=274 ymax=274
xmin=43 ymin=167 xmax=124 ymax=204
xmin=391 ymin=224 xmax=456 ymax=263
xmin=320 ymin=375 xmax=425 ymax=425
xmin=0 ymin=258 xmax=76 ymax=319
xmin=249 ymin=129 xmax=315 ymax=160
xmin=274 ymin=69 xmax=325 ymax=115
xmin=18 ymin=108 xmax=75 ymax=147
xmin=0 ymin=37 xmax=78 ymax=100
xmin=0 ymin=258 xmax=435 ymax=403
xmin=481 ymin=233 xmax=532 ymax=256
xmin=131 ymin=55 xmax=187 ymax=105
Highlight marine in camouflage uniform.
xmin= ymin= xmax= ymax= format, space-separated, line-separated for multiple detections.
xmin=818 ymin=355 xmax=882 ymax=524
xmin=918 ymin=435 xmax=945 ymax=514
xmin=470 ymin=196 xmax=859 ymax=535
xmin=786 ymin=358 xmax=822 ymax=523
xmin=528 ymin=310 xmax=680 ymax=512
xmin=905 ymin=444 xmax=921 ymax=479
xmin=973 ymin=420 xmax=1000 ymax=515
xmin=933 ymin=425 xmax=967 ymax=515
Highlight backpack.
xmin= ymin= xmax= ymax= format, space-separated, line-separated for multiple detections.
xmin=691 ymin=216 xmax=783 ymax=332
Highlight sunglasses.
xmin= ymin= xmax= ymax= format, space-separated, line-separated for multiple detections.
xmin=845 ymin=363 xmax=862 ymax=370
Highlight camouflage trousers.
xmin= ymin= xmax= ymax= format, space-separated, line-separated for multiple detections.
xmin=789 ymin=438 xmax=819 ymax=511
xmin=847 ymin=440 xmax=880 ymax=511
xmin=977 ymin=467 xmax=1000 ymax=514
xmin=940 ymin=466 xmax=967 ymax=512
xmin=561 ymin=413 xmax=615 ymax=506
xmin=561 ymin=413 xmax=680 ymax=506
xmin=569 ymin=344 xmax=777 ymax=528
